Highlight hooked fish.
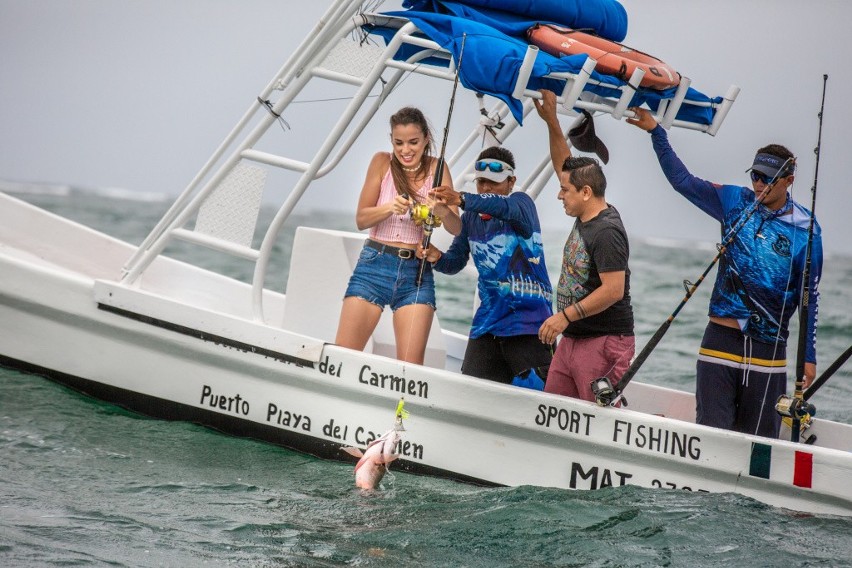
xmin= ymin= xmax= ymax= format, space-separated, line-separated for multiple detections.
xmin=342 ymin=399 xmax=408 ymax=490
xmin=342 ymin=427 xmax=402 ymax=490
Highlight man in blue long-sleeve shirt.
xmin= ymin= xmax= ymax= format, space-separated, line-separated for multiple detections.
xmin=419 ymin=146 xmax=554 ymax=383
xmin=628 ymin=107 xmax=822 ymax=438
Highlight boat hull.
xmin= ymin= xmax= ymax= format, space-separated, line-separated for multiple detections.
xmin=2 ymin=192 xmax=851 ymax=516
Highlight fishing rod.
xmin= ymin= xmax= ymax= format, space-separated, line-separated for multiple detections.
xmin=416 ymin=33 xmax=467 ymax=287
xmin=592 ymin=157 xmax=794 ymax=407
xmin=805 ymin=343 xmax=852 ymax=401
xmin=776 ymin=74 xmax=828 ymax=442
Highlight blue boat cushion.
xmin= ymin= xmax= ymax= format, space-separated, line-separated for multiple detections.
xmin=402 ymin=0 xmax=629 ymax=41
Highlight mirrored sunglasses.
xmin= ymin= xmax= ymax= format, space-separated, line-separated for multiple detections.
xmin=750 ymin=170 xmax=775 ymax=185
xmin=475 ymin=160 xmax=510 ymax=173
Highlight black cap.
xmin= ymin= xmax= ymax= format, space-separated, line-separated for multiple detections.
xmin=568 ymin=110 xmax=609 ymax=164
xmin=747 ymin=152 xmax=796 ymax=179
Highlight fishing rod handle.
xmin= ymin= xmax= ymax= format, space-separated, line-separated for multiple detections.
xmin=415 ymin=223 xmax=435 ymax=287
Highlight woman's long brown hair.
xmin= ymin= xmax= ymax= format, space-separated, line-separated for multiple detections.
xmin=388 ymin=107 xmax=434 ymax=203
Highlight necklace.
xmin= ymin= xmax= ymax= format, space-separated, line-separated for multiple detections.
xmin=401 ymin=162 xmax=421 ymax=173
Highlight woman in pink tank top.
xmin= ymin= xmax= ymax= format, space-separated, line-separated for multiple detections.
xmin=335 ymin=107 xmax=460 ymax=364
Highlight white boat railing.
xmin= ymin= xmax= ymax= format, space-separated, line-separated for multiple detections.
xmin=117 ymin=1 xmax=739 ymax=326
xmin=120 ymin=0 xmax=366 ymax=280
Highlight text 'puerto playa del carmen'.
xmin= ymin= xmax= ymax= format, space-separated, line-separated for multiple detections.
xmin=197 ymin=384 xmax=425 ymax=459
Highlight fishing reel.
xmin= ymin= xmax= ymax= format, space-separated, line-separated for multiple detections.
xmin=775 ymin=394 xmax=816 ymax=420
xmin=590 ymin=377 xmax=627 ymax=407
xmin=410 ymin=204 xmax=442 ymax=228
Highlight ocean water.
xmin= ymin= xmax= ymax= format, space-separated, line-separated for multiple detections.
xmin=2 ymin=189 xmax=852 ymax=567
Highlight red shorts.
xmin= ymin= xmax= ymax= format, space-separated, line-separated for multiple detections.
xmin=545 ymin=334 xmax=635 ymax=402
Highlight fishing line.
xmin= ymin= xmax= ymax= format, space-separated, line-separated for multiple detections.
xmin=290 ymin=92 xmax=383 ymax=104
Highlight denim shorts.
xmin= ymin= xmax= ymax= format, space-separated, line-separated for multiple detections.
xmin=344 ymin=244 xmax=436 ymax=311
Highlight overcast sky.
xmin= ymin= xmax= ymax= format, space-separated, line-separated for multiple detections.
xmin=2 ymin=0 xmax=850 ymax=256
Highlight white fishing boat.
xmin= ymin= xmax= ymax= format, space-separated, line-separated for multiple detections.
xmin=2 ymin=0 xmax=850 ymax=516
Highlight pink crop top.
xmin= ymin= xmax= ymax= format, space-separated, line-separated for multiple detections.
xmin=369 ymin=168 xmax=433 ymax=245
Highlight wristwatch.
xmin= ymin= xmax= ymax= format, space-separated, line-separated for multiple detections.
xmin=458 ymin=192 xmax=467 ymax=210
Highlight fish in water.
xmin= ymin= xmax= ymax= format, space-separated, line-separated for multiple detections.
xmin=342 ymin=398 xmax=408 ymax=490
xmin=342 ymin=427 xmax=402 ymax=489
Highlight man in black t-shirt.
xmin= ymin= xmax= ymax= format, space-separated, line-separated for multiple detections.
xmin=535 ymin=90 xmax=635 ymax=402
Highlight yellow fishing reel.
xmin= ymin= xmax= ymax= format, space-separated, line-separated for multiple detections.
xmin=410 ymin=204 xmax=442 ymax=228
xmin=782 ymin=414 xmax=813 ymax=431
xmin=776 ymin=394 xmax=815 ymax=430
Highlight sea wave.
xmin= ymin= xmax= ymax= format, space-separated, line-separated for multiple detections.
xmin=635 ymin=235 xmax=718 ymax=252
xmin=0 ymin=180 xmax=72 ymax=196
xmin=1 ymin=179 xmax=168 ymax=203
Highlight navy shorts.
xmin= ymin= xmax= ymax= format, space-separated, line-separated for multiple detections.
xmin=695 ymin=322 xmax=787 ymax=438
xmin=462 ymin=333 xmax=554 ymax=384
xmin=344 ymin=243 xmax=436 ymax=311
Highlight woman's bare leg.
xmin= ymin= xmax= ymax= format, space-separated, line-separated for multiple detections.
xmin=335 ymin=297 xmax=383 ymax=351
xmin=392 ymin=303 xmax=435 ymax=364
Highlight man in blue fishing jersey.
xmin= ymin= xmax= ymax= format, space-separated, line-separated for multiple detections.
xmin=417 ymin=146 xmax=554 ymax=384
xmin=627 ymin=107 xmax=822 ymax=439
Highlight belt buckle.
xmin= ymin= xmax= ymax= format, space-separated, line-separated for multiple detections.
xmin=398 ymin=248 xmax=413 ymax=260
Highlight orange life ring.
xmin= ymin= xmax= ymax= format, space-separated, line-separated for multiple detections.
xmin=527 ymin=23 xmax=680 ymax=90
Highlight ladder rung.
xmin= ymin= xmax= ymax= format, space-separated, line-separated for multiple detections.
xmin=241 ymin=149 xmax=310 ymax=172
xmin=385 ymin=59 xmax=456 ymax=81
xmin=172 ymin=228 xmax=260 ymax=261
xmin=311 ymin=67 xmax=366 ymax=87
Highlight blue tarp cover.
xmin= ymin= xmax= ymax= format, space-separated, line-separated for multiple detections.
xmin=372 ymin=2 xmax=719 ymax=126
xmin=403 ymin=0 xmax=629 ymax=41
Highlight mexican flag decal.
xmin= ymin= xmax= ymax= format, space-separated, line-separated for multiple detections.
xmin=748 ymin=442 xmax=813 ymax=488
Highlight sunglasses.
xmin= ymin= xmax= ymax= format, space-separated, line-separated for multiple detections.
xmin=749 ymin=170 xmax=776 ymax=185
xmin=475 ymin=160 xmax=511 ymax=173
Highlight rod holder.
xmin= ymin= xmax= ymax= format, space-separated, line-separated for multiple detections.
xmin=612 ymin=67 xmax=645 ymax=119
xmin=654 ymin=99 xmax=669 ymax=122
xmin=513 ymin=45 xmax=539 ymax=100
xmin=660 ymin=76 xmax=692 ymax=129
xmin=705 ymin=84 xmax=741 ymax=136
xmin=560 ymin=56 xmax=597 ymax=111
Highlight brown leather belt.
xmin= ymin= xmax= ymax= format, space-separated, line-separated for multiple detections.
xmin=364 ymin=238 xmax=416 ymax=260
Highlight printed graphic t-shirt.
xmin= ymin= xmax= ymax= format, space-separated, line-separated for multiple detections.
xmin=557 ymin=205 xmax=633 ymax=338
xmin=433 ymin=191 xmax=553 ymax=338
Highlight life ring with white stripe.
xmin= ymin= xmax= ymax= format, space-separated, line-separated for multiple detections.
xmin=527 ymin=23 xmax=680 ymax=90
